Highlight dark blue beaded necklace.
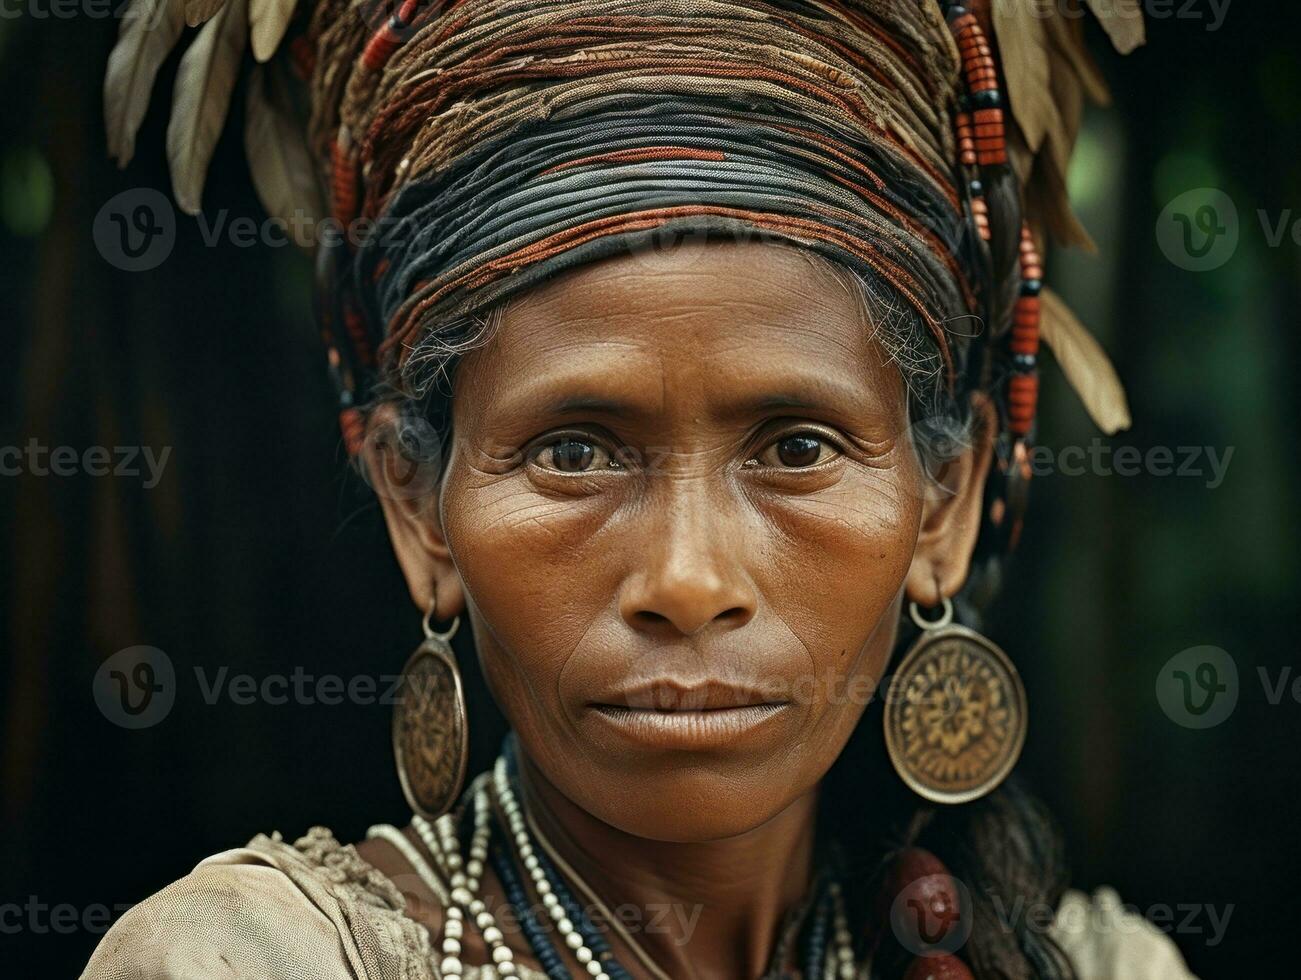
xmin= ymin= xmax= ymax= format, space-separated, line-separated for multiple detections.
xmin=487 ymin=810 xmax=572 ymax=980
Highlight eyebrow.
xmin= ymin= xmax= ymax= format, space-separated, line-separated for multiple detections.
xmin=532 ymin=385 xmax=872 ymax=424
xmin=544 ymin=394 xmax=639 ymax=417
xmin=749 ymin=393 xmax=826 ymax=413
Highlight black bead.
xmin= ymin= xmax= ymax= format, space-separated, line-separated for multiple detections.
xmin=972 ymin=88 xmax=1002 ymax=109
xmin=1020 ymin=278 xmax=1043 ymax=296
xmin=1012 ymin=354 xmax=1037 ymax=373
xmin=969 ymin=179 xmax=983 ymax=195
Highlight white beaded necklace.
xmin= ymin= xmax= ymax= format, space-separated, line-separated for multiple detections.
xmin=413 ymin=777 xmax=518 ymax=979
xmin=828 ymin=881 xmax=858 ymax=980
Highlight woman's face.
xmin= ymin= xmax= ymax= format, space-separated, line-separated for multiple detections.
xmin=378 ymin=240 xmax=989 ymax=841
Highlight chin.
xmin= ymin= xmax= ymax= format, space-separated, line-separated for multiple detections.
xmin=580 ymin=763 xmax=811 ymax=843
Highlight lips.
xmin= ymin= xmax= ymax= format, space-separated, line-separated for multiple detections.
xmin=591 ymin=678 xmax=783 ymax=712
xmin=586 ymin=679 xmax=791 ymax=749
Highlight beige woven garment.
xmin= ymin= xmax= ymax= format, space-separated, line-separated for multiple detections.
xmin=81 ymin=827 xmax=1195 ymax=979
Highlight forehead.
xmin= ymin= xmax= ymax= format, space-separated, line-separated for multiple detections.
xmin=455 ymin=240 xmax=905 ymax=420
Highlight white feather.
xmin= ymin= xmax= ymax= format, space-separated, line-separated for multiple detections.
xmin=249 ymin=0 xmax=297 ymax=62
xmin=167 ymin=0 xmax=248 ymax=215
xmin=245 ymin=64 xmax=324 ymax=235
xmin=1084 ymin=0 xmax=1147 ymax=54
xmin=992 ymin=0 xmax=1052 ymax=155
xmin=103 ymin=0 xmax=187 ymax=167
xmin=1039 ymin=289 xmax=1132 ymax=435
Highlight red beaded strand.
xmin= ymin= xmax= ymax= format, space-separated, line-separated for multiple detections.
xmin=946 ymin=5 xmax=1041 ymax=439
xmin=949 ymin=7 xmax=1007 ymax=245
xmin=1008 ymin=226 xmax=1043 ymax=437
xmin=361 ymin=0 xmax=421 ymax=71
xmin=951 ymin=12 xmax=1007 ymax=167
xmin=903 ymin=955 xmax=976 ymax=980
xmin=945 ymin=1 xmax=1040 ymax=551
xmin=343 ymin=306 xmax=375 ymax=368
xmin=330 ymin=128 xmax=358 ymax=229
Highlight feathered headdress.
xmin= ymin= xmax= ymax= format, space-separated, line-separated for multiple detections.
xmin=104 ymin=0 xmax=1140 ymax=439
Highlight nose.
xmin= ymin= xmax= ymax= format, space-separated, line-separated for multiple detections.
xmin=618 ymin=481 xmax=758 ymax=637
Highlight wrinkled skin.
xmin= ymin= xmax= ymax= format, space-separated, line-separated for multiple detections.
xmin=363 ymin=240 xmax=994 ymax=979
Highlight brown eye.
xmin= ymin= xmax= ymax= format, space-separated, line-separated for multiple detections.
xmin=533 ymin=436 xmax=618 ymax=473
xmin=554 ymin=439 xmax=594 ymax=472
xmin=752 ymin=432 xmax=839 ymax=469
xmin=777 ymin=435 xmax=822 ymax=467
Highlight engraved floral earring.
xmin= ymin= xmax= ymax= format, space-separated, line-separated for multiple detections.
xmin=392 ymin=592 xmax=468 ymax=818
xmin=883 ymin=597 xmax=1027 ymax=804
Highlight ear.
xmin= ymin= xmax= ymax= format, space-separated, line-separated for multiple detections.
xmin=905 ymin=394 xmax=998 ymax=606
xmin=361 ymin=403 xmax=466 ymax=621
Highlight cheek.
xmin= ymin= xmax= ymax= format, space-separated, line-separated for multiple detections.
xmin=757 ymin=463 xmax=923 ymax=682
xmin=440 ymin=461 xmax=623 ymax=722
xmin=745 ymin=467 xmax=920 ymax=788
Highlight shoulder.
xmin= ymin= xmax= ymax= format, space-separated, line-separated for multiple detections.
xmin=1051 ymin=886 xmax=1200 ymax=980
xmin=81 ymin=827 xmax=434 ymax=980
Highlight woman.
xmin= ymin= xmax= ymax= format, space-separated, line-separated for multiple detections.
xmin=88 ymin=0 xmax=1191 ymax=977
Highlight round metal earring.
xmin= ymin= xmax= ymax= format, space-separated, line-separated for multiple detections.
xmin=392 ymin=598 xmax=468 ymax=819
xmin=883 ymin=598 xmax=1027 ymax=805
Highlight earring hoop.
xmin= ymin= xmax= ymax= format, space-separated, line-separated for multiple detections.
xmin=909 ymin=597 xmax=954 ymax=631
xmin=422 ymin=600 xmax=460 ymax=642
